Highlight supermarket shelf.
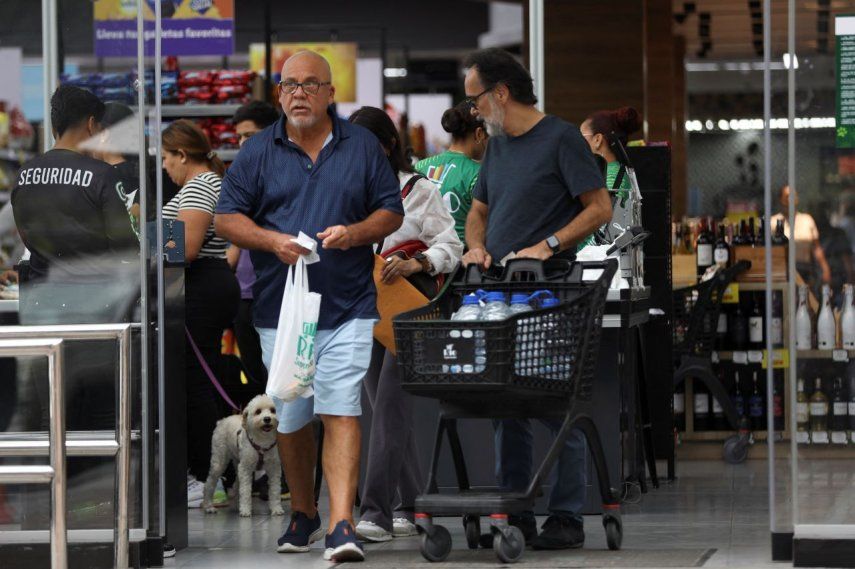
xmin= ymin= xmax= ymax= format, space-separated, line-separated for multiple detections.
xmin=0 ymin=148 xmax=35 ymax=162
xmin=735 ymin=281 xmax=788 ymax=291
xmin=682 ymin=430 xmax=789 ymax=442
xmin=158 ymin=104 xmax=241 ymax=118
xmin=677 ymin=440 xmax=855 ymax=460
xmin=796 ymin=349 xmax=855 ymax=360
xmin=215 ymin=148 xmax=239 ymax=162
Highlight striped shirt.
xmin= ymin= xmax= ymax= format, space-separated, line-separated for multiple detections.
xmin=162 ymin=171 xmax=228 ymax=259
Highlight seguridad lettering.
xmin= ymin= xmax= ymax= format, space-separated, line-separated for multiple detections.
xmin=18 ymin=167 xmax=94 ymax=188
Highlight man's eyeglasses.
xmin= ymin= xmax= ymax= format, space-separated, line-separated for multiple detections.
xmin=464 ymin=85 xmax=495 ymax=108
xmin=279 ymin=80 xmax=331 ymax=95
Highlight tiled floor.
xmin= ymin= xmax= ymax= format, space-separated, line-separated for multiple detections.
xmin=165 ymin=458 xmax=825 ymax=568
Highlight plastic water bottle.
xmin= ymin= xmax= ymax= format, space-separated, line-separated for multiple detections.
xmin=509 ymin=294 xmax=534 ymax=315
xmin=511 ymin=293 xmax=534 ymax=373
xmin=481 ymin=292 xmax=511 ymax=321
xmin=452 ymin=293 xmax=482 ymax=321
xmin=539 ymin=297 xmax=573 ymax=378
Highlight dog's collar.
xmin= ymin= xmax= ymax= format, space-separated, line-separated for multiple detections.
xmin=237 ymin=428 xmax=277 ymax=471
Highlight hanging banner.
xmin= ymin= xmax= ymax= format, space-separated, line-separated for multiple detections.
xmin=93 ymin=0 xmax=235 ymax=57
xmin=836 ymin=14 xmax=855 ymax=148
xmin=249 ymin=43 xmax=357 ymax=103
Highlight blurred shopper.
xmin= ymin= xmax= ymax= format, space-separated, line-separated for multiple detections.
xmin=348 ymin=106 xmax=462 ymax=542
xmin=461 ymin=48 xmax=611 ymax=549
xmin=215 ymin=51 xmax=403 ymax=563
xmin=815 ymin=207 xmax=855 ymax=305
xmin=415 ymin=101 xmax=487 ymax=243
xmin=771 ymin=185 xmax=832 ymax=288
xmin=11 ymin=85 xmax=139 ymax=437
xmin=161 ymin=119 xmax=240 ymax=507
xmin=226 ymin=101 xmax=280 ymax=399
xmin=580 ymin=106 xmax=642 ymax=245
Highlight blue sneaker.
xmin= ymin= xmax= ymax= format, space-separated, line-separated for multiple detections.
xmin=323 ymin=520 xmax=365 ymax=562
xmin=276 ymin=511 xmax=324 ymax=553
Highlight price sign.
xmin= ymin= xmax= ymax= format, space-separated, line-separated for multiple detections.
xmin=733 ymin=351 xmax=748 ymax=365
xmin=748 ymin=350 xmax=764 ymax=363
xmin=762 ymin=349 xmax=789 ymax=370
xmin=711 ymin=351 xmax=720 ymax=363
xmin=722 ymin=283 xmax=740 ymax=304
xmin=833 ymin=349 xmax=850 ymax=362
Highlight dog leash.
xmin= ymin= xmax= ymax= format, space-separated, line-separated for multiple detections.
xmin=236 ymin=428 xmax=277 ymax=471
xmin=185 ymin=326 xmax=241 ymax=412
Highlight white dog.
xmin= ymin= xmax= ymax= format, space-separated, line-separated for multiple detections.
xmin=202 ymin=394 xmax=285 ymax=517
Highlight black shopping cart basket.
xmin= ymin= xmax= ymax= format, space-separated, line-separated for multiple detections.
xmin=393 ymin=258 xmax=621 ymax=563
xmin=672 ymin=260 xmax=751 ymax=465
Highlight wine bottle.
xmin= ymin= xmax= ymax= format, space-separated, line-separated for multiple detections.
xmin=771 ymin=291 xmax=784 ymax=348
xmin=747 ymin=217 xmax=757 ymax=247
xmin=796 ymin=378 xmax=810 ymax=444
xmin=674 ymin=382 xmax=686 ymax=432
xmin=842 ymin=284 xmax=855 ymax=350
xmin=796 ymin=285 xmax=814 ymax=350
xmin=713 ymin=369 xmax=728 ymax=430
xmin=810 ymin=377 xmax=829 ymax=444
xmin=772 ymin=218 xmax=788 ymax=246
xmin=696 ymin=217 xmax=714 ymax=278
xmin=732 ymin=300 xmax=749 ymax=351
xmin=733 ymin=371 xmax=746 ymax=418
xmin=732 ymin=220 xmax=747 ymax=246
xmin=714 ymin=223 xmax=730 ymax=268
xmin=756 ymin=215 xmax=766 ymax=247
xmin=773 ymin=373 xmax=784 ymax=433
xmin=748 ymin=292 xmax=764 ymax=349
xmin=831 ymin=377 xmax=849 ymax=445
xmin=818 ymin=284 xmax=836 ymax=350
xmin=694 ymin=381 xmax=711 ymax=431
xmin=749 ymin=371 xmax=765 ymax=431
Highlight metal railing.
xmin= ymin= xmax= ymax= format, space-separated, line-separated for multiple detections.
xmin=0 ymin=338 xmax=66 ymax=569
xmin=0 ymin=324 xmax=133 ymax=569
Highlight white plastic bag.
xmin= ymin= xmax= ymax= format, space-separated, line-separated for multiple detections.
xmin=266 ymin=253 xmax=322 ymax=401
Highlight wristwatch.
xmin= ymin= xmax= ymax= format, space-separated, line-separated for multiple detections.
xmin=546 ymin=234 xmax=561 ymax=255
xmin=413 ymin=252 xmax=434 ymax=274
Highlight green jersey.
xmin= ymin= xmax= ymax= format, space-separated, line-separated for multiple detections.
xmin=577 ymin=161 xmax=629 ymax=252
xmin=415 ymin=150 xmax=479 ymax=242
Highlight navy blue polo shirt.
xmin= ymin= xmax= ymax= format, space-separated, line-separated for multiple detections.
xmin=217 ymin=111 xmax=403 ymax=330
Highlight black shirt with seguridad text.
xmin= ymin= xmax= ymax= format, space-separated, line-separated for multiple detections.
xmin=11 ymin=148 xmax=139 ymax=283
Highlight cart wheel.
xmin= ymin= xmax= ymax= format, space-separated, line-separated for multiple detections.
xmin=463 ymin=515 xmax=481 ymax=550
xmin=420 ymin=524 xmax=452 ymax=563
xmin=493 ymin=525 xmax=525 ymax=564
xmin=723 ymin=434 xmax=749 ymax=464
xmin=604 ymin=516 xmax=623 ymax=551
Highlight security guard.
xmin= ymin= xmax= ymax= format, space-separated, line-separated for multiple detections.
xmin=12 ymin=84 xmax=138 ymax=324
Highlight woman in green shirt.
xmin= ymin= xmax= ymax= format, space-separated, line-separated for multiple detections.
xmin=579 ymin=106 xmax=642 ymax=247
xmin=415 ymin=102 xmax=488 ymax=243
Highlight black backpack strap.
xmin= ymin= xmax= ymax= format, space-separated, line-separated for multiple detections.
xmin=401 ymin=174 xmax=426 ymax=200
xmin=612 ymin=165 xmax=627 ymax=190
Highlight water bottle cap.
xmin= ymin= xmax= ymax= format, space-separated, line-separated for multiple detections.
xmin=542 ymin=298 xmax=560 ymax=308
xmin=460 ymin=294 xmax=480 ymax=306
xmin=510 ymin=293 xmax=530 ymax=305
xmin=485 ymin=292 xmax=507 ymax=302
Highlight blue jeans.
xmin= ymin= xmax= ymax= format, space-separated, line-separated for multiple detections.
xmin=494 ymin=418 xmax=587 ymax=524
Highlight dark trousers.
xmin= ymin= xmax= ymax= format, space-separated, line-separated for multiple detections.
xmin=360 ymin=340 xmax=424 ymax=531
xmin=232 ymin=298 xmax=267 ymax=403
xmin=185 ymin=258 xmax=240 ymax=481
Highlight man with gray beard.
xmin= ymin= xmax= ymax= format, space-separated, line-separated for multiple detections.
xmin=461 ymin=48 xmax=611 ymax=550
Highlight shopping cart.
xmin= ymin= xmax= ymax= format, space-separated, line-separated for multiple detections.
xmin=671 ymin=260 xmax=751 ymax=465
xmin=393 ymin=258 xmax=621 ymax=563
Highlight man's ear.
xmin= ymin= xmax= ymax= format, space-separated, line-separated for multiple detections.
xmin=88 ymin=116 xmax=99 ymax=137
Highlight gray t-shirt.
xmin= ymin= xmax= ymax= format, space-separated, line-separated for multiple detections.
xmin=473 ymin=115 xmax=604 ymax=261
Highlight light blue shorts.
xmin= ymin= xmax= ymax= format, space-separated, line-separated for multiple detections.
xmin=257 ymin=318 xmax=376 ymax=434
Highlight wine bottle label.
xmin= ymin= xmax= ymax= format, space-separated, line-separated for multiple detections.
xmin=749 ymin=317 xmax=763 ymax=343
xmin=674 ymin=393 xmax=685 ymax=413
xmin=713 ymin=398 xmax=723 ymax=413
xmin=717 ymin=313 xmax=727 ymax=334
xmin=812 ymin=431 xmax=830 ymax=444
xmin=796 ymin=316 xmax=812 ymax=349
xmin=714 ymin=247 xmax=729 ymax=264
xmin=797 ymin=402 xmax=809 ymax=423
xmin=849 ymin=402 xmax=855 ymax=416
xmin=749 ymin=397 xmax=763 ymax=417
xmin=796 ymin=430 xmax=810 ymax=444
xmin=697 ymin=244 xmax=713 ymax=266
xmin=694 ymin=393 xmax=709 ymax=413
xmin=810 ymin=402 xmax=829 ymax=415
xmin=835 ymin=402 xmax=848 ymax=415
xmin=819 ymin=337 xmax=834 ymax=350
xmin=771 ymin=317 xmax=783 ymax=345
xmin=832 ymin=431 xmax=848 ymax=444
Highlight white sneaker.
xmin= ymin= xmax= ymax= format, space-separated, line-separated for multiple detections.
xmin=392 ymin=517 xmax=418 ymax=537
xmin=187 ymin=476 xmax=204 ymax=507
xmin=355 ymin=520 xmax=393 ymax=542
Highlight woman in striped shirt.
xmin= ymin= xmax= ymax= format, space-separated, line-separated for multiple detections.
xmin=162 ymin=120 xmax=240 ymax=503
